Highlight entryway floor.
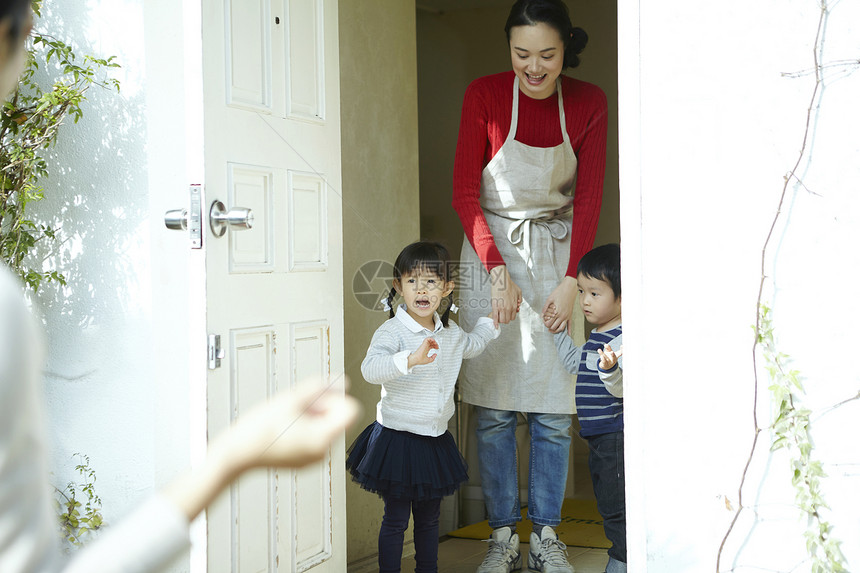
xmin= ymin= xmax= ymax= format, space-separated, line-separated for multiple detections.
xmin=402 ymin=536 xmax=609 ymax=572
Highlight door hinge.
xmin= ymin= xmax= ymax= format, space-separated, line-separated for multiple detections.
xmin=208 ymin=334 xmax=225 ymax=370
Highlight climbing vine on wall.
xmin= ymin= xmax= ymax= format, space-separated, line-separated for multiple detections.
xmin=0 ymin=0 xmax=120 ymax=291
xmin=53 ymin=453 xmax=104 ymax=553
xmin=758 ymin=306 xmax=846 ymax=572
xmin=716 ymin=2 xmax=856 ymax=571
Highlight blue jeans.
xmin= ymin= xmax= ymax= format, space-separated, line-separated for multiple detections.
xmin=474 ymin=406 xmax=572 ymax=528
xmin=587 ymin=431 xmax=626 ymax=565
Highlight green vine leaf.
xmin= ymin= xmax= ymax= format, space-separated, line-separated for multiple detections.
xmin=759 ymin=306 xmax=847 ymax=570
xmin=0 ymin=0 xmax=121 ymax=290
xmin=52 ymin=453 xmax=104 ymax=554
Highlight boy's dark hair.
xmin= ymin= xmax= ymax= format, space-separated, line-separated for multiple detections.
xmin=504 ymin=0 xmax=589 ymax=69
xmin=384 ymin=241 xmax=455 ymax=327
xmin=577 ymin=243 xmax=621 ymax=298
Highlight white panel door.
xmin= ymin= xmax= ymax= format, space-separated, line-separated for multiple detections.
xmin=200 ymin=0 xmax=345 ymax=571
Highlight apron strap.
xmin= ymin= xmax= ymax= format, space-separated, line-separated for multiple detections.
xmin=507 ymin=77 xmax=566 ymax=145
xmin=505 ymin=77 xmax=520 ymax=145
xmin=556 ymin=79 xmax=570 ymax=145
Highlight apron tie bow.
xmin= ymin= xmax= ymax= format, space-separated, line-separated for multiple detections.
xmin=506 ymin=217 xmax=569 ymax=276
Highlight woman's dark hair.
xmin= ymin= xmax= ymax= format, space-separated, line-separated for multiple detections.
xmin=504 ymin=0 xmax=588 ymax=69
xmin=384 ymin=241 xmax=455 ymax=327
xmin=0 ymin=0 xmax=31 ymax=46
xmin=577 ymin=243 xmax=621 ymax=298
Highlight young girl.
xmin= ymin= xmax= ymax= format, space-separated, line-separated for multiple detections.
xmin=346 ymin=241 xmax=498 ymax=573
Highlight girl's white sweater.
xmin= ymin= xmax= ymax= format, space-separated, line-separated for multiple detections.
xmin=361 ymin=305 xmax=498 ymax=437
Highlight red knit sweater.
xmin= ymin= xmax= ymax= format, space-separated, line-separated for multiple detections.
xmin=452 ymin=70 xmax=608 ymax=277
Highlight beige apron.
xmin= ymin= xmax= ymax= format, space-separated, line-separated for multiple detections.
xmin=459 ymin=77 xmax=577 ymax=414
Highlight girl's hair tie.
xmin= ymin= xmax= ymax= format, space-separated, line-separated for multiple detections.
xmin=380 ymin=297 xmax=392 ymax=312
xmin=449 ymin=302 xmax=459 ymax=314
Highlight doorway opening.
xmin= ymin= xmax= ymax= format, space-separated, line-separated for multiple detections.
xmin=415 ymin=0 xmax=621 ymax=538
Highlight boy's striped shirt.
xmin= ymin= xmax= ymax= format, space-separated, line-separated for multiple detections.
xmin=554 ymin=325 xmax=623 ymax=437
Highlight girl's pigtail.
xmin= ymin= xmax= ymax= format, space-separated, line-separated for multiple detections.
xmin=387 ymin=287 xmax=397 ymax=319
xmin=440 ymin=292 xmax=454 ymax=327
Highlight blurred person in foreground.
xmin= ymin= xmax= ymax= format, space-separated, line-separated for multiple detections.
xmin=0 ymin=1 xmax=360 ymax=570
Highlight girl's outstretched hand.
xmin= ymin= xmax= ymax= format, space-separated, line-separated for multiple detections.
xmin=408 ymin=337 xmax=440 ymax=369
xmin=597 ymin=344 xmax=623 ymax=371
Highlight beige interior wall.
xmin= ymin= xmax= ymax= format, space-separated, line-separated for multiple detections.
xmin=417 ymin=1 xmax=619 ymax=527
xmin=339 ymin=1 xmax=421 ymax=564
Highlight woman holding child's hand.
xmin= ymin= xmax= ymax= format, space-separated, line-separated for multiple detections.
xmin=541 ymin=277 xmax=579 ymax=334
xmin=489 ymin=265 xmax=523 ymax=328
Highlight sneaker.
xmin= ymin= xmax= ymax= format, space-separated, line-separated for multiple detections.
xmin=528 ymin=526 xmax=574 ymax=572
xmin=477 ymin=526 xmax=522 ymax=573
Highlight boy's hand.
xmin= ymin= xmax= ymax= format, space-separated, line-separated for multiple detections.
xmin=542 ymin=302 xmax=559 ymax=330
xmin=598 ymin=344 xmax=623 ymax=370
xmin=408 ymin=337 xmax=440 ymax=369
xmin=542 ymin=276 xmax=577 ymax=333
xmin=543 ymin=302 xmax=569 ymax=334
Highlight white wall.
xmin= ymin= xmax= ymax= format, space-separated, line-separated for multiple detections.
xmin=620 ymin=0 xmax=860 ymax=570
xmin=30 ymin=1 xmax=194 ymax=568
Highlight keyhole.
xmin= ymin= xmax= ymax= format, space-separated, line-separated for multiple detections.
xmin=275 ymin=16 xmax=280 ymax=24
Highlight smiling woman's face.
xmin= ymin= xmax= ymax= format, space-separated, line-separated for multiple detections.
xmin=508 ymin=22 xmax=565 ymax=100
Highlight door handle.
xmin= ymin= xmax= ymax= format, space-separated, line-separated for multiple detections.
xmin=209 ymin=200 xmax=255 ymax=237
xmin=163 ymin=184 xmax=203 ymax=249
xmin=164 ymin=209 xmax=188 ymax=230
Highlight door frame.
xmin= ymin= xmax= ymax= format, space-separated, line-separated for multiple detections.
xmin=616 ymin=0 xmax=643 ymax=569
xmin=179 ymin=0 xmax=209 ymax=569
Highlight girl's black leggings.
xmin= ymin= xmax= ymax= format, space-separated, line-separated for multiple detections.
xmin=378 ymin=495 xmax=442 ymax=573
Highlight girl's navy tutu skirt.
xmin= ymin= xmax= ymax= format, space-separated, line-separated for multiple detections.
xmin=346 ymin=421 xmax=468 ymax=500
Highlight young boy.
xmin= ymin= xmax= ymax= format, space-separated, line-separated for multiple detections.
xmin=544 ymin=243 xmax=626 ymax=573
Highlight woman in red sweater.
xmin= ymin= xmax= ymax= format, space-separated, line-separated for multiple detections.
xmin=452 ymin=1 xmax=608 ymax=572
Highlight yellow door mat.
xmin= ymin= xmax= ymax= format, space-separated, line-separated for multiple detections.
xmin=446 ymin=498 xmax=610 ymax=549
